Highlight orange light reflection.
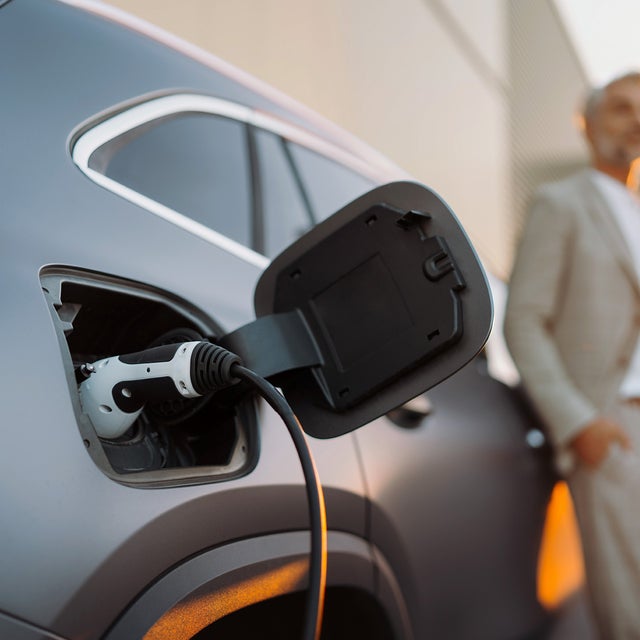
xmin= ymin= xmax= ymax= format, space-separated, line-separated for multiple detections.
xmin=536 ymin=481 xmax=585 ymax=609
xmin=627 ymin=157 xmax=640 ymax=190
xmin=143 ymin=559 xmax=308 ymax=640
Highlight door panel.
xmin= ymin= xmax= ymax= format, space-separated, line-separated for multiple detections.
xmin=355 ymin=360 xmax=555 ymax=639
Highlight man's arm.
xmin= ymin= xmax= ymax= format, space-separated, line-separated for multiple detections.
xmin=504 ymin=191 xmax=599 ymax=452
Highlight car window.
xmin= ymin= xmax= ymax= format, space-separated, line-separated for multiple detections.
xmin=254 ymin=129 xmax=314 ymax=258
xmin=287 ymin=142 xmax=376 ymax=221
xmin=90 ymin=113 xmax=252 ymax=247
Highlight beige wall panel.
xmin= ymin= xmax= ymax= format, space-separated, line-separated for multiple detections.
xmin=510 ymin=0 xmax=587 ymax=160
xmin=438 ymin=0 xmax=508 ymax=82
xmin=508 ymin=0 xmax=589 ymax=250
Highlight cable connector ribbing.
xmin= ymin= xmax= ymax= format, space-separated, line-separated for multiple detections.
xmin=190 ymin=341 xmax=241 ymax=395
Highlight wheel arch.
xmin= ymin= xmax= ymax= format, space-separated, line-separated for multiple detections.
xmin=104 ymin=530 xmax=411 ymax=639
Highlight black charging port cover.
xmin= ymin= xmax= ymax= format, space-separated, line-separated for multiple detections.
xmin=253 ymin=181 xmax=493 ymax=438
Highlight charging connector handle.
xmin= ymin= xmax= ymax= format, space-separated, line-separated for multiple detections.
xmin=79 ymin=341 xmax=241 ymax=439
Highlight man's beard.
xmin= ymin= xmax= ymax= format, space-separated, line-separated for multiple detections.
xmin=593 ymin=132 xmax=640 ymax=167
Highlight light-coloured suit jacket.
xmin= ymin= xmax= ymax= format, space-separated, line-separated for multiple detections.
xmin=504 ymin=169 xmax=640 ymax=451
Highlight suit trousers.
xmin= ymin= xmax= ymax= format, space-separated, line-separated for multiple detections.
xmin=569 ymin=401 xmax=640 ymax=640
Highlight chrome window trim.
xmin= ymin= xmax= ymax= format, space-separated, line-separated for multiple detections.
xmin=72 ymin=93 xmax=388 ymax=268
xmin=72 ymin=95 xmax=267 ymax=269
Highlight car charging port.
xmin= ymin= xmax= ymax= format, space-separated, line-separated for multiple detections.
xmin=40 ymin=267 xmax=256 ymax=487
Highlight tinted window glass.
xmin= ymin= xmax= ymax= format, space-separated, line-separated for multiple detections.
xmin=255 ymin=129 xmax=313 ymax=258
xmin=92 ymin=114 xmax=252 ymax=247
xmin=287 ymin=143 xmax=376 ymax=221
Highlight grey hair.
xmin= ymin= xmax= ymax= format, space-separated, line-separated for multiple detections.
xmin=582 ymin=71 xmax=640 ymax=123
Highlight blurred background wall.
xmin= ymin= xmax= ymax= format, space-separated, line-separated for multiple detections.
xmin=104 ymin=0 xmax=589 ymax=279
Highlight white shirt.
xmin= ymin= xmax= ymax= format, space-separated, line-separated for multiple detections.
xmin=590 ymin=169 xmax=640 ymax=397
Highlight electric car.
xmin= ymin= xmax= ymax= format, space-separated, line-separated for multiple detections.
xmin=1 ymin=1 xmax=591 ymax=638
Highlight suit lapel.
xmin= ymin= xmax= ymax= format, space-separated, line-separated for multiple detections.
xmin=579 ymin=171 xmax=640 ymax=298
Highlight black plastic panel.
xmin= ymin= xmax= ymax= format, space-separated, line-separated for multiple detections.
xmin=254 ymin=182 xmax=493 ymax=438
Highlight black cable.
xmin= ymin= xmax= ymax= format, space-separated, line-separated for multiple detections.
xmin=231 ymin=364 xmax=327 ymax=640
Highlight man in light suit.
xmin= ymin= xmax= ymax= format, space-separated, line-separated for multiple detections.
xmin=505 ymin=72 xmax=640 ymax=639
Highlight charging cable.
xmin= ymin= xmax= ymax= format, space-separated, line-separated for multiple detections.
xmin=232 ymin=364 xmax=326 ymax=640
xmin=78 ymin=341 xmax=326 ymax=640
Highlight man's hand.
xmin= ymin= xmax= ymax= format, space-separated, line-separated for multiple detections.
xmin=569 ymin=417 xmax=631 ymax=468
